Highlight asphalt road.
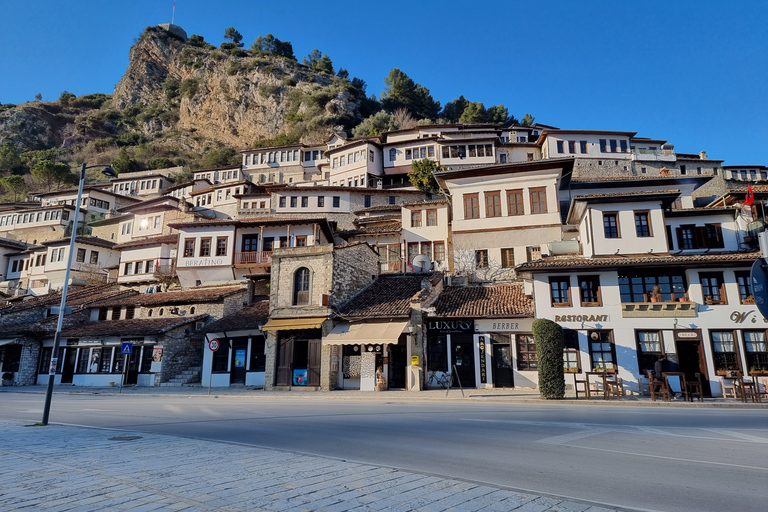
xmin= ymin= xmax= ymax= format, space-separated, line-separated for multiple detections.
xmin=3 ymin=393 xmax=767 ymax=512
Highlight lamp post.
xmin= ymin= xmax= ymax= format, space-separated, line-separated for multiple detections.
xmin=41 ymin=163 xmax=116 ymax=425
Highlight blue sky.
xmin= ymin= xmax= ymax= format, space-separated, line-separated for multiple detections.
xmin=1 ymin=0 xmax=766 ymax=165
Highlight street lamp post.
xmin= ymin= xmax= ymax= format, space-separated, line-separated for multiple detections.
xmin=41 ymin=163 xmax=116 ymax=425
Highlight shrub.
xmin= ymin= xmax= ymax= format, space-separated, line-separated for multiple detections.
xmin=532 ymin=318 xmax=565 ymax=399
xmin=71 ymin=93 xmax=110 ymax=109
xmin=179 ymin=77 xmax=201 ymax=97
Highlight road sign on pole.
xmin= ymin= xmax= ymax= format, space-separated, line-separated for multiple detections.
xmin=121 ymin=342 xmax=133 ymax=355
xmin=207 ymin=339 xmax=219 ymax=395
xmin=750 ymin=259 xmax=768 ymax=319
xmin=209 ymin=339 xmax=219 ymax=351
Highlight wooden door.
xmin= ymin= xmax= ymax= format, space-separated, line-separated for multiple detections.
xmin=276 ymin=336 xmax=293 ymax=386
xmin=307 ymin=339 xmax=321 ymax=387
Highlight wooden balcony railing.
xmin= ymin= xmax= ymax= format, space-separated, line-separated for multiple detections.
xmin=234 ymin=251 xmax=272 ymax=265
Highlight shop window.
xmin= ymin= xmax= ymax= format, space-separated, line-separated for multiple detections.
xmin=711 ymin=330 xmax=740 ymax=373
xmin=578 ymin=275 xmax=601 ymax=306
xmin=549 ymin=277 xmax=571 ymax=306
xmin=427 ymin=336 xmax=448 ymax=372
xmin=212 ymin=343 xmax=230 ymax=372
xmin=743 ymin=331 xmax=768 ymax=372
xmin=140 ymin=345 xmax=155 ymax=372
xmin=293 ymin=267 xmax=310 ymax=305
xmin=250 ymin=335 xmax=266 ymax=372
xmin=735 ymin=271 xmax=753 ymax=304
xmin=636 ymin=330 xmax=663 ymax=376
xmin=516 ymin=334 xmax=537 ymax=370
xmin=563 ymin=329 xmax=580 ymax=373
xmin=588 ymin=331 xmax=616 ymax=371
xmin=700 ymin=272 xmax=726 ymax=304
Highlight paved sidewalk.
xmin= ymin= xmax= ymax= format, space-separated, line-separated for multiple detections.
xmin=0 ymin=419 xmax=629 ymax=512
xmin=2 ymin=384 xmax=766 ymax=408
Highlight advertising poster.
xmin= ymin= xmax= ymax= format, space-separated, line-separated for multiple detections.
xmin=234 ymin=349 xmax=246 ymax=368
xmin=150 ymin=347 xmax=163 ymax=372
xmin=293 ymin=368 xmax=308 ymax=386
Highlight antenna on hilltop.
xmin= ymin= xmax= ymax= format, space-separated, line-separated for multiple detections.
xmin=171 ymin=0 xmax=176 ymax=24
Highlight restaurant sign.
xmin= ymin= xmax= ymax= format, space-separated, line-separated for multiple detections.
xmin=553 ymin=314 xmax=609 ymax=323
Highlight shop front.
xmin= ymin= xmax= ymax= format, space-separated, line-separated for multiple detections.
xmin=323 ymin=321 xmax=410 ymax=391
xmin=473 ymin=318 xmax=535 ymax=388
xmin=202 ymin=334 xmax=267 ymax=387
xmin=426 ymin=319 xmax=476 ymax=388
xmin=262 ymin=316 xmax=327 ymax=389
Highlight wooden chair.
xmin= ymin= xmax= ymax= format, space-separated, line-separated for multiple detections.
xmin=648 ymin=371 xmax=670 ymax=402
xmin=573 ymin=373 xmax=588 ymax=399
xmin=761 ymin=379 xmax=768 ymax=399
xmin=604 ymin=376 xmax=623 ymax=400
xmin=663 ymin=372 xmax=689 ymax=401
xmin=737 ymin=378 xmax=760 ymax=403
xmin=719 ymin=377 xmax=737 ymax=398
xmin=686 ymin=373 xmax=704 ymax=402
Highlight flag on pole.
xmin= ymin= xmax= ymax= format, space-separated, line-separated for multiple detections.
xmin=745 ymin=183 xmax=755 ymax=206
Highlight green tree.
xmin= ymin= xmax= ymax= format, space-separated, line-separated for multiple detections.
xmin=302 ymin=49 xmax=322 ymax=68
xmin=0 ymin=142 xmax=24 ymax=176
xmin=532 ymin=318 xmax=565 ymax=399
xmin=408 ymin=158 xmax=443 ymax=193
xmin=111 ymin=148 xmax=141 ymax=174
xmin=336 ymin=68 xmax=349 ymax=80
xmin=221 ymin=27 xmax=244 ymax=49
xmin=58 ymin=91 xmax=75 ymax=107
xmin=251 ymin=34 xmax=295 ymax=60
xmin=441 ymin=95 xmax=469 ymax=123
xmin=201 ymin=147 xmax=238 ymax=168
xmin=34 ymin=93 xmax=42 ymax=102
xmin=352 ymin=111 xmax=395 ymax=137
xmin=521 ymin=113 xmax=535 ymax=126
xmin=381 ymin=68 xmax=440 ymax=120
xmin=316 ymin=55 xmax=334 ymax=74
xmin=458 ymin=102 xmax=488 ymax=123
xmin=487 ymin=104 xmax=511 ymax=125
xmin=30 ymin=160 xmax=78 ymax=191
xmin=0 ymin=175 xmax=28 ymax=201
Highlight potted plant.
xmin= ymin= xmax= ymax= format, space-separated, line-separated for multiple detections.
xmin=650 ymin=285 xmax=662 ymax=303
xmin=744 ymin=295 xmax=756 ymax=304
xmin=2 ymin=372 xmax=13 ymax=386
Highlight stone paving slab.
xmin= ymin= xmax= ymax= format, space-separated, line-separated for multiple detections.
xmin=0 ymin=419 xmax=635 ymax=512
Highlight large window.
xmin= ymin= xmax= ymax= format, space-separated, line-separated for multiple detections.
xmin=507 ymin=189 xmax=524 ymax=216
xmin=588 ymin=331 xmax=616 ymax=371
xmin=619 ymin=273 xmax=687 ymax=303
xmin=578 ymin=275 xmax=601 ymax=306
xmin=250 ymin=335 xmax=266 ymax=372
xmin=636 ymin=330 xmax=663 ymax=375
xmin=550 ymin=277 xmax=571 ymax=306
xmin=463 ymin=193 xmax=479 ymax=219
xmin=711 ymin=331 xmax=740 ymax=373
xmin=634 ymin=211 xmax=651 ymax=237
xmin=485 ymin=191 xmax=501 ymax=217
xmin=427 ymin=336 xmax=448 ymax=372
xmin=212 ymin=342 xmax=230 ymax=372
xmin=700 ymin=272 xmax=726 ymax=304
xmin=743 ymin=331 xmax=768 ymax=372
xmin=516 ymin=334 xmax=537 ymax=370
xmin=675 ymin=224 xmax=724 ymax=250
xmin=563 ymin=329 xmax=580 ymax=373
xmin=529 ymin=187 xmax=547 ymax=214
xmin=293 ymin=267 xmax=310 ymax=305
xmin=603 ymin=213 xmax=619 ymax=238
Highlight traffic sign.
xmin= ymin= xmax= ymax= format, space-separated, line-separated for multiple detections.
xmin=750 ymin=259 xmax=768 ymax=319
xmin=121 ymin=342 xmax=133 ymax=355
xmin=209 ymin=339 xmax=220 ymax=352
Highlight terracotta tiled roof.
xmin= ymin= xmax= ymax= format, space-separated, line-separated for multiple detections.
xmin=61 ymin=314 xmax=208 ymax=337
xmin=516 ymin=251 xmax=760 ymax=271
xmin=401 ymin=199 xmax=449 ymax=207
xmin=338 ymin=274 xmax=436 ymax=319
xmin=356 ymin=214 xmax=401 ymax=224
xmin=433 ymin=284 xmax=534 ymax=318
xmin=340 ymin=222 xmax=401 ymax=236
xmin=353 ymin=204 xmax=403 ymax=214
xmin=92 ymin=285 xmax=247 ymax=308
xmin=203 ymin=298 xmax=269 ymax=332
xmin=2 ymin=284 xmax=130 ymax=312
xmin=113 ymin=234 xmax=179 ymax=250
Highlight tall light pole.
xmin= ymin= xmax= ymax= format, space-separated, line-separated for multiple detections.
xmin=42 ymin=163 xmax=116 ymax=425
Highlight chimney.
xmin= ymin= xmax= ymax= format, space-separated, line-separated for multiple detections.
xmin=699 ymin=151 xmax=707 ymax=160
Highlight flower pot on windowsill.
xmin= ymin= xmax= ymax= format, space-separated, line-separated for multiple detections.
xmin=650 ymin=297 xmax=659 ymax=303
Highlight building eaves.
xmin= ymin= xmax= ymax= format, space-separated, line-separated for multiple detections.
xmin=113 ymin=234 xmax=179 ymax=250
xmin=92 ymin=285 xmax=247 ymax=308
xmin=337 ymin=274 xmax=436 ymax=319
xmin=61 ymin=314 xmax=209 ymax=338
xmin=516 ymin=251 xmax=760 ymax=272
xmin=432 ymin=284 xmax=534 ymax=318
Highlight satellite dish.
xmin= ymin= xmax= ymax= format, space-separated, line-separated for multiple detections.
xmin=412 ymin=254 xmax=433 ymax=273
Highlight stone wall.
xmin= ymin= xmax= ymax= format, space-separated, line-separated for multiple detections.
xmin=157 ymin=324 xmax=205 ymax=383
xmin=269 ymin=244 xmax=333 ymax=315
xmin=17 ymin=340 xmax=41 ymax=386
xmin=331 ymin=243 xmax=379 ymax=309
xmin=5 ymin=225 xmax=68 ymax=245
xmin=573 ymin=158 xmax=719 ymax=180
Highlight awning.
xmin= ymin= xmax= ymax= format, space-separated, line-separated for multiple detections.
xmin=323 ymin=321 xmax=409 ymax=345
xmin=0 ymin=339 xmax=19 ymax=347
xmin=261 ymin=317 xmax=327 ymax=331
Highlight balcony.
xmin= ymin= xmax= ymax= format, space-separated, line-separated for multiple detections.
xmin=236 ymin=207 xmax=271 ymax=219
xmin=234 ymin=251 xmax=272 ymax=266
xmin=621 ymin=299 xmax=696 ymax=318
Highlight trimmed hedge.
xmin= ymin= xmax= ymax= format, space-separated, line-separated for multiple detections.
xmin=532 ymin=318 xmax=565 ymax=399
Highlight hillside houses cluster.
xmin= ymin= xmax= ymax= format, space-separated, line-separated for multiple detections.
xmin=0 ymin=123 xmax=765 ymax=398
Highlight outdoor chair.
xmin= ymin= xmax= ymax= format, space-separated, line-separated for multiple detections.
xmin=648 ymin=371 xmax=670 ymax=402
xmin=686 ymin=372 xmax=704 ymax=402
xmin=719 ymin=377 xmax=737 ymax=398
xmin=604 ymin=376 xmax=623 ymax=400
xmin=663 ymin=372 xmax=689 ymax=401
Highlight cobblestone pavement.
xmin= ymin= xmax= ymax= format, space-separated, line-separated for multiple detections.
xmin=0 ymin=419 xmax=632 ymax=512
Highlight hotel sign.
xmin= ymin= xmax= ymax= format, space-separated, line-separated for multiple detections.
xmin=180 ymin=258 xmax=225 ymax=267
xmin=427 ymin=320 xmax=474 ymax=334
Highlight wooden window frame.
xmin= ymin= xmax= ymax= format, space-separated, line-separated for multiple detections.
xmin=578 ymin=275 xmax=602 ymax=306
xmin=411 ymin=210 xmax=422 ymax=228
xmin=75 ymin=248 xmax=86 ymax=263
xmin=516 ymin=333 xmax=538 ymax=370
xmin=742 ymin=330 xmax=768 ymax=372
xmin=501 ymin=248 xmax=515 ymax=268
xmin=215 ymin=237 xmax=228 ymax=257
xmin=293 ymin=267 xmax=311 ymax=306
xmin=556 ymin=141 xmax=564 ymax=154
xmin=563 ymin=329 xmax=581 ymax=373
xmin=199 ymin=238 xmax=212 ymax=258
xmin=426 ymin=209 xmax=437 ymax=226
xmin=529 ymin=187 xmax=547 ymax=214
xmin=735 ymin=270 xmax=754 ymax=304
xmin=549 ymin=276 xmax=571 ymax=307
xmin=475 ymin=249 xmax=489 ymax=269
xmin=700 ymin=272 xmax=727 ymax=305
xmin=507 ymin=189 xmax=524 ymax=216
xmin=710 ymin=330 xmax=742 ymax=374
xmin=463 ymin=193 xmax=480 ymax=219
xmin=588 ymin=330 xmax=617 ymax=372
xmin=634 ymin=210 xmax=652 ymax=237
xmin=635 ymin=330 xmax=664 ymax=376
xmin=484 ymin=191 xmax=501 ymax=217
xmin=295 ymin=235 xmax=307 ymax=247
xmin=433 ymin=241 xmax=445 ymax=264
xmin=603 ymin=212 xmax=620 ymax=238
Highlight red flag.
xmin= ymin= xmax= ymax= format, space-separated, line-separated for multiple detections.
xmin=745 ymin=183 xmax=755 ymax=206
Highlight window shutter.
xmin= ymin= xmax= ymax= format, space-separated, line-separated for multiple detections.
xmin=695 ymin=226 xmax=708 ymax=249
xmin=675 ymin=227 xmax=684 ymax=250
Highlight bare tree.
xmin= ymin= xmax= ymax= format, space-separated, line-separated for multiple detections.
xmin=393 ymin=108 xmax=417 ymax=130
xmin=154 ymin=262 xmax=178 ymax=291
xmin=450 ymin=245 xmax=514 ymax=283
